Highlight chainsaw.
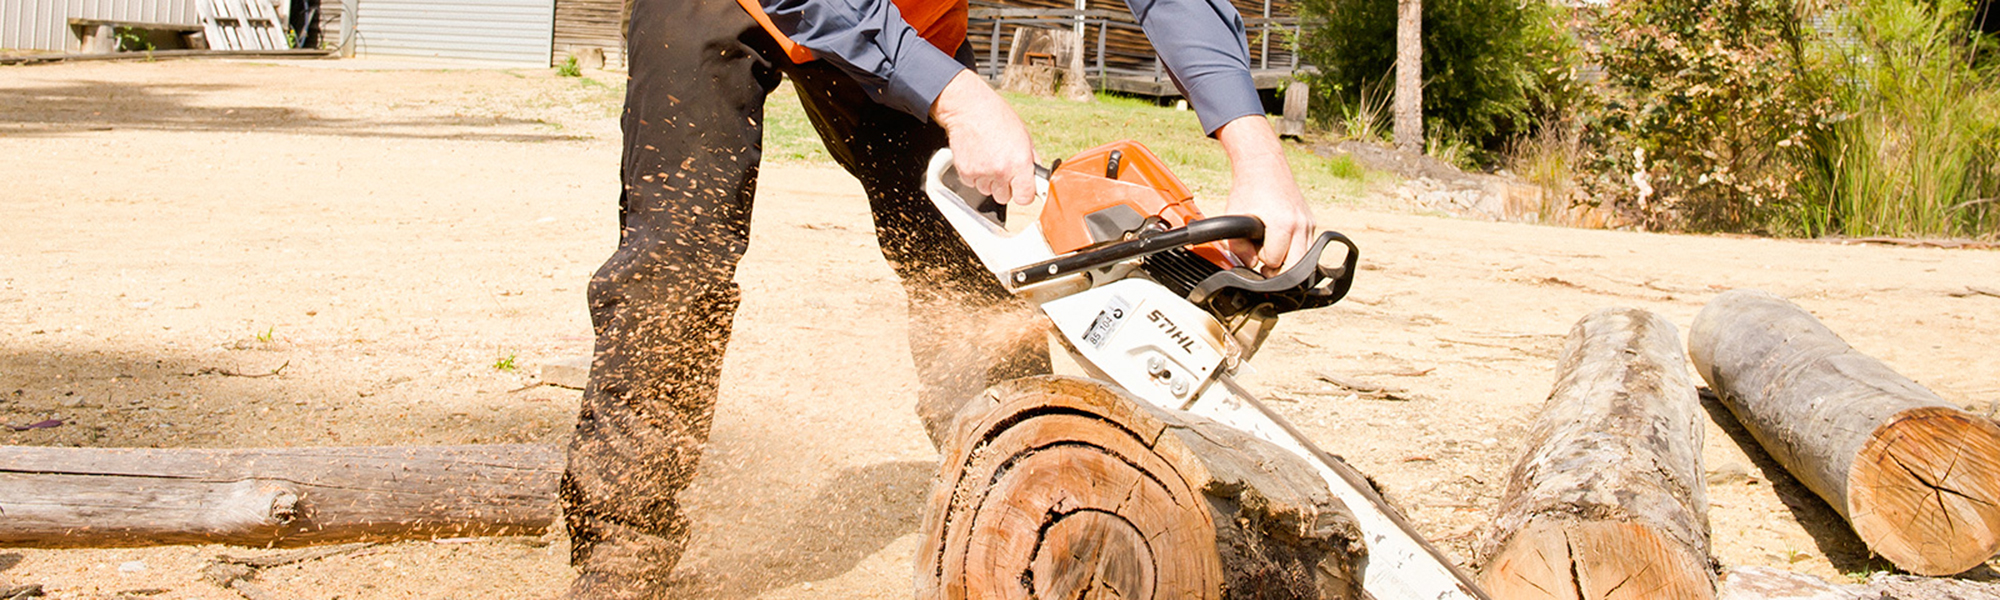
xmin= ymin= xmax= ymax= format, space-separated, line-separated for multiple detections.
xmin=926 ymin=140 xmax=1490 ymax=600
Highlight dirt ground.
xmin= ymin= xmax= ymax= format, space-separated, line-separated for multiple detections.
xmin=2 ymin=59 xmax=1997 ymax=599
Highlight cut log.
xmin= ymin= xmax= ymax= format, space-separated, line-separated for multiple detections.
xmin=916 ymin=375 xmax=1366 ymax=599
xmin=0 ymin=444 xmax=560 ymax=547
xmin=1477 ymin=308 xmax=1715 ymax=600
xmin=1689 ymin=289 xmax=2000 ymax=576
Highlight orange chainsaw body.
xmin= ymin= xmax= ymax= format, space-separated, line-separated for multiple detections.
xmin=1040 ymin=140 xmax=1239 ymax=269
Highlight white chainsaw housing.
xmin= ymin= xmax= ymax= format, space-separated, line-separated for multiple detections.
xmin=1042 ymin=278 xmax=1236 ymax=407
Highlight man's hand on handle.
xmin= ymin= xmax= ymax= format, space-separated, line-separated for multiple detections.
xmin=931 ymin=70 xmax=1039 ymax=206
xmin=1215 ymin=115 xmax=1315 ymax=276
xmin=931 ymin=75 xmax=1313 ymax=273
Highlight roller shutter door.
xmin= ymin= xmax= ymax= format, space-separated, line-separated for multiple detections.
xmin=355 ymin=0 xmax=552 ymax=66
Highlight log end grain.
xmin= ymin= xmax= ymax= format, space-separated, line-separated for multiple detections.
xmin=1847 ymin=406 xmax=2000 ymax=575
xmin=917 ymin=375 xmax=1363 ymax=600
xmin=1481 ymin=519 xmax=1715 ymax=600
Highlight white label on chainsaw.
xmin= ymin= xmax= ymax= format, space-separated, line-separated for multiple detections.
xmin=1081 ymin=296 xmax=1131 ymax=348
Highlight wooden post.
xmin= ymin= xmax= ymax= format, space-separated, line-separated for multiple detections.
xmin=1476 ymin=308 xmax=1716 ymax=600
xmin=1689 ymin=289 xmax=2000 ymax=576
xmin=0 ymin=444 xmax=560 ymax=547
xmin=917 ymin=375 xmax=1366 ymax=599
xmin=1392 ymin=0 xmax=1422 ymax=153
xmin=1280 ymin=79 xmax=1310 ymax=139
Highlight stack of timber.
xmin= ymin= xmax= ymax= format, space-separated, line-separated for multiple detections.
xmin=1476 ymin=308 xmax=1717 ymax=600
xmin=0 ymin=444 xmax=561 ymax=547
xmin=917 ymin=375 xmax=1366 ymax=599
xmin=967 ymin=0 xmax=1297 ymax=89
xmin=553 ymin=0 xmax=624 ymax=69
xmin=1690 ymin=289 xmax=2000 ymax=576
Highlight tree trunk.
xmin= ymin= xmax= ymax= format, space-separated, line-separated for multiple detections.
xmin=0 ymin=444 xmax=561 ymax=547
xmin=1689 ymin=289 xmax=2000 ymax=576
xmin=1477 ymin=308 xmax=1716 ymax=600
xmin=1393 ymin=0 xmax=1422 ymax=153
xmin=917 ymin=375 xmax=1366 ymax=600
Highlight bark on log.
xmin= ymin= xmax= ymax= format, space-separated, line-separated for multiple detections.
xmin=1477 ymin=308 xmax=1716 ymax=600
xmin=1690 ymin=289 xmax=2000 ymax=576
xmin=0 ymin=444 xmax=561 ymax=547
xmin=917 ymin=375 xmax=1366 ymax=600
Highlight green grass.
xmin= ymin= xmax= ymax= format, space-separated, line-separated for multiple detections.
xmin=760 ymin=86 xmax=1372 ymax=206
xmin=493 ymin=353 xmax=519 ymax=372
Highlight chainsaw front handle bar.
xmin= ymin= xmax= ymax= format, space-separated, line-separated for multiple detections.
xmin=1010 ymin=216 xmax=1265 ymax=286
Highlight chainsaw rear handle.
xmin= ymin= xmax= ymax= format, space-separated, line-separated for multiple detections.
xmin=1188 ymin=230 xmax=1359 ymax=315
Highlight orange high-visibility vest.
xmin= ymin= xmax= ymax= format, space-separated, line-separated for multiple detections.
xmin=734 ymin=0 xmax=968 ymax=63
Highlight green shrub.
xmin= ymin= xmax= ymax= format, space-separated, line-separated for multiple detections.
xmin=1577 ymin=0 xmax=1832 ymax=232
xmin=1295 ymin=0 xmax=1582 ymax=153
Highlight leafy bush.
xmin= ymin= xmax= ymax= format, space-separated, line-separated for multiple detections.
xmin=1578 ymin=0 xmax=1833 ymax=232
xmin=1295 ymin=0 xmax=1582 ymax=152
xmin=1572 ymin=0 xmax=1998 ymax=237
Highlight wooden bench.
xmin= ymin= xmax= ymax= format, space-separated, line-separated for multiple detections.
xmin=68 ymin=18 xmax=204 ymax=54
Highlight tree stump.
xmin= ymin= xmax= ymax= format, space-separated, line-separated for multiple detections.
xmin=1000 ymin=27 xmax=1092 ymax=102
xmin=1690 ymin=289 xmax=2000 ymax=575
xmin=1477 ymin=308 xmax=1715 ymax=600
xmin=917 ymin=375 xmax=1365 ymax=599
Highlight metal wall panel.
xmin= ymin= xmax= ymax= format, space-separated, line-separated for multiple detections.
xmin=355 ymin=0 xmax=553 ymax=65
xmin=2 ymin=0 xmax=199 ymax=51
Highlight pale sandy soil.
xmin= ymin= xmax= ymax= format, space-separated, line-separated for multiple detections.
xmin=1 ymin=59 xmax=1996 ymax=599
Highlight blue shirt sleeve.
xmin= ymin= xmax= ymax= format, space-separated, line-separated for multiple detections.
xmin=1124 ymin=0 xmax=1265 ymax=135
xmin=760 ymin=0 xmax=966 ymax=120
xmin=759 ymin=0 xmax=1265 ymax=134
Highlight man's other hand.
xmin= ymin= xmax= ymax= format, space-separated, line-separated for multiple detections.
xmin=1215 ymin=115 xmax=1315 ymax=276
xmin=930 ymin=70 xmax=1038 ymax=206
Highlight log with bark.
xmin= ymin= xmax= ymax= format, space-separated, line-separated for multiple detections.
xmin=1477 ymin=307 xmax=1716 ymax=600
xmin=916 ymin=375 xmax=1366 ymax=599
xmin=0 ymin=444 xmax=561 ymax=547
xmin=1689 ymin=289 xmax=2000 ymax=576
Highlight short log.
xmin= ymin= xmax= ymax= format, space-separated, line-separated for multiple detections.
xmin=1477 ymin=308 xmax=1715 ymax=600
xmin=1690 ymin=289 xmax=2000 ymax=575
xmin=916 ymin=375 xmax=1366 ymax=599
xmin=0 ymin=444 xmax=560 ymax=547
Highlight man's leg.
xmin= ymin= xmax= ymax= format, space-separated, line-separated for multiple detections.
xmin=780 ymin=58 xmax=1052 ymax=447
xmin=561 ymin=0 xmax=782 ymax=596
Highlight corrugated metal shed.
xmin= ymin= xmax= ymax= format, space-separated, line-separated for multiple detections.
xmin=354 ymin=0 xmax=553 ymax=65
xmin=2 ymin=0 xmax=199 ymax=51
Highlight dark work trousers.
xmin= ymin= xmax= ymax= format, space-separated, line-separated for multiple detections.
xmin=559 ymin=0 xmax=1051 ymax=595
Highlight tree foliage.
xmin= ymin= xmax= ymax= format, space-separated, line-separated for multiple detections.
xmin=1294 ymin=0 xmax=1580 ymax=151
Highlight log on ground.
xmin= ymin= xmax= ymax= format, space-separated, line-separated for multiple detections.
xmin=1477 ymin=307 xmax=1715 ymax=600
xmin=0 ymin=444 xmax=561 ymax=547
xmin=916 ymin=375 xmax=1366 ymax=600
xmin=1690 ymin=289 xmax=2000 ymax=576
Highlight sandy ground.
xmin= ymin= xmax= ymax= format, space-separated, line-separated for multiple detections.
xmin=2 ymin=59 xmax=1997 ymax=599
